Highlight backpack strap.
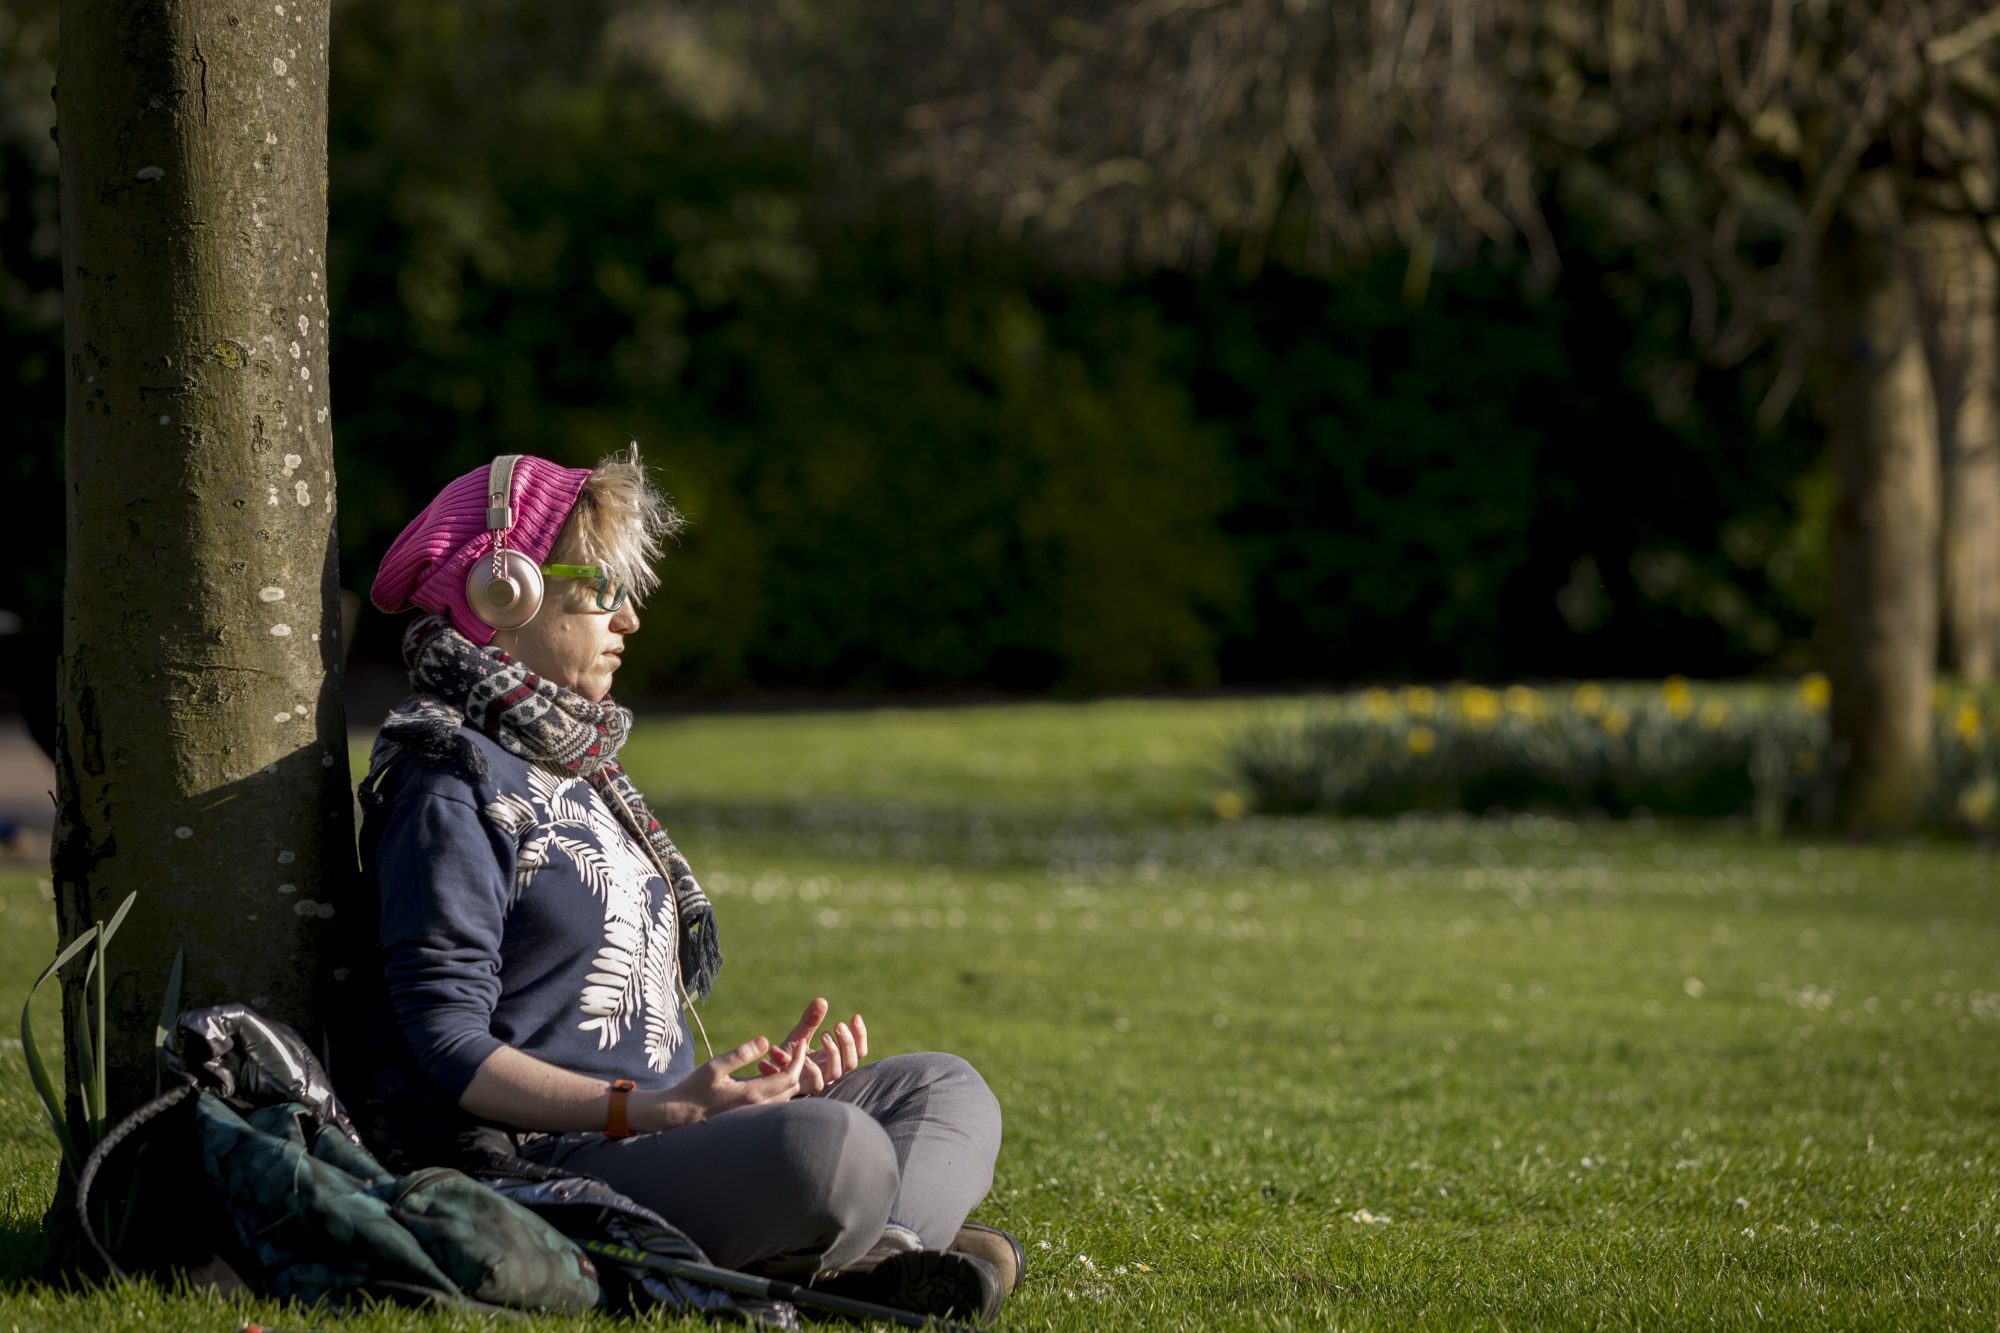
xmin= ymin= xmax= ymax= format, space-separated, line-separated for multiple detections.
xmin=75 ymin=1081 xmax=197 ymax=1275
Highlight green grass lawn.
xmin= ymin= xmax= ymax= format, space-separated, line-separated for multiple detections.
xmin=351 ymin=696 xmax=1283 ymax=818
xmin=17 ymin=701 xmax=2000 ymax=1329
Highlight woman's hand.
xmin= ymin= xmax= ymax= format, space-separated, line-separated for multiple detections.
xmin=634 ymin=1034 xmax=810 ymax=1132
xmin=461 ymin=1037 xmax=815 ymax=1136
xmin=757 ymin=997 xmax=869 ymax=1092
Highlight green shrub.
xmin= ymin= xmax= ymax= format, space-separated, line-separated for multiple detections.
xmin=317 ymin=0 xmax=1825 ymax=697
xmin=1231 ymin=677 xmax=2000 ymax=833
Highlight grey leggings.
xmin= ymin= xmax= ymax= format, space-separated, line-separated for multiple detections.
xmin=522 ymin=1052 xmax=1003 ymax=1276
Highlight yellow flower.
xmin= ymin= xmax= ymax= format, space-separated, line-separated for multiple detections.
xmin=1600 ymin=706 xmax=1631 ymax=736
xmin=1662 ymin=676 xmax=1693 ymax=719
xmin=1957 ymin=701 xmax=1982 ymax=741
xmin=1698 ymin=699 xmax=1729 ymax=730
xmin=1503 ymin=685 xmax=1544 ymax=718
xmin=1800 ymin=673 xmax=1831 ymax=710
xmin=1961 ymin=780 xmax=1998 ymax=825
xmin=1214 ymin=792 xmax=1245 ymax=820
xmin=1458 ymin=687 xmax=1501 ymax=727
xmin=1407 ymin=725 xmax=1437 ymax=755
xmin=1399 ymin=685 xmax=1438 ymax=716
xmin=1363 ymin=688 xmax=1395 ymax=720
xmin=1573 ymin=683 xmax=1606 ymax=716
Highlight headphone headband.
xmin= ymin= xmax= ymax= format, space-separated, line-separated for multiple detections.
xmin=465 ymin=454 xmax=544 ymax=631
xmin=486 ymin=454 xmax=523 ymax=532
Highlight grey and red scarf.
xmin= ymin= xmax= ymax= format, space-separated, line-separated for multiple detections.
xmin=366 ymin=613 xmax=721 ymax=999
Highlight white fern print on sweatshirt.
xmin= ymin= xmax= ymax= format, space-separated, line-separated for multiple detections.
xmin=481 ymin=792 xmax=548 ymax=908
xmin=519 ymin=764 xmax=684 ymax=1070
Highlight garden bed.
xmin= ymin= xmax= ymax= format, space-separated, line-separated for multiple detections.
xmin=1230 ymin=676 xmax=2000 ymax=831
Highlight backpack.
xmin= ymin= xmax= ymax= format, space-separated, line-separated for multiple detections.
xmin=75 ymin=1005 xmax=790 ymax=1324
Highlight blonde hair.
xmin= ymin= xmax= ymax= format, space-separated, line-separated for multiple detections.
xmin=548 ymin=443 xmax=683 ymax=606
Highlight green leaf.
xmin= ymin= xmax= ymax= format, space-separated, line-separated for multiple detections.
xmin=154 ymin=947 xmax=184 ymax=1097
xmin=91 ymin=920 xmax=109 ymax=1135
xmin=98 ymin=891 xmax=137 ymax=947
xmin=20 ymin=925 xmax=97 ymax=1175
xmin=82 ymin=893 xmax=139 ymax=1137
xmin=70 ymin=1003 xmax=97 ymax=1149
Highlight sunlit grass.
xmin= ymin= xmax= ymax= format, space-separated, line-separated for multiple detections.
xmin=355 ymin=696 xmax=1276 ymax=819
xmin=685 ymin=813 xmax=2000 ymax=1329
xmin=21 ymin=702 xmax=2000 ymax=1329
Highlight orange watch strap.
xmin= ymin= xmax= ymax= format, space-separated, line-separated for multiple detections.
xmin=605 ymin=1078 xmax=637 ymax=1139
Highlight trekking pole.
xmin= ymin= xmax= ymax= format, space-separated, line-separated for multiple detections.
xmin=578 ymin=1239 xmax=982 ymax=1333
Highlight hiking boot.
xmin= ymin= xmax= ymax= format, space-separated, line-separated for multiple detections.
xmin=949 ymin=1222 xmax=1025 ymax=1293
xmin=814 ymin=1248 xmax=1007 ymax=1325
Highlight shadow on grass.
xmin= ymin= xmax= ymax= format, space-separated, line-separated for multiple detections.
xmin=0 ymin=1212 xmax=51 ymax=1283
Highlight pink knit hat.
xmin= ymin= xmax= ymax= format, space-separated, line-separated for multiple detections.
xmin=370 ymin=456 xmax=593 ymax=644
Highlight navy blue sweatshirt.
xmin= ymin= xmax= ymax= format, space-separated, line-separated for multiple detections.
xmin=360 ymin=727 xmax=696 ymax=1110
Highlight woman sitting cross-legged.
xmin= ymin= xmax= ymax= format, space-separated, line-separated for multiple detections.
xmin=348 ymin=448 xmax=1017 ymax=1322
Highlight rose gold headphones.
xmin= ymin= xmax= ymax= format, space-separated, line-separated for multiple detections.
xmin=464 ymin=454 xmax=546 ymax=630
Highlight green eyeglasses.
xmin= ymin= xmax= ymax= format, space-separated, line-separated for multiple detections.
xmin=540 ymin=563 xmax=629 ymax=612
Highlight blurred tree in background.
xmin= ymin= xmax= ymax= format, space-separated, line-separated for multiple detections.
xmin=0 ymin=0 xmax=1861 ymax=740
xmin=1529 ymin=1 xmax=2000 ymax=830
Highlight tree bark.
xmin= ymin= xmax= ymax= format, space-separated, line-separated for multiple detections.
xmin=1910 ymin=212 xmax=2000 ymax=682
xmin=1819 ymin=177 xmax=1940 ymax=835
xmin=55 ymin=0 xmax=351 ymax=1128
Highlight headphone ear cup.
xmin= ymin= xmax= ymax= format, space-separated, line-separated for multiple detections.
xmin=464 ymin=550 xmax=546 ymax=629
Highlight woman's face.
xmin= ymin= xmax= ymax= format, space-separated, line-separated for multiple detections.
xmin=489 ymin=579 xmax=640 ymax=702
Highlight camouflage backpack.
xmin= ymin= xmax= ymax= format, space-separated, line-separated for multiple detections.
xmin=74 ymin=1006 xmax=774 ymax=1321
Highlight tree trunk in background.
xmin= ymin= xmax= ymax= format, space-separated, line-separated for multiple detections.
xmin=1819 ymin=179 xmax=1940 ymax=835
xmin=55 ymin=0 xmax=351 ymax=1127
xmin=1911 ymin=213 xmax=2000 ymax=682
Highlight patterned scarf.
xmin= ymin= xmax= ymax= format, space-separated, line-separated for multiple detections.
xmin=367 ymin=613 xmax=721 ymax=1000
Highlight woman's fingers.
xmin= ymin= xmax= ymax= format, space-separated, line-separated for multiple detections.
xmin=737 ymin=1010 xmax=866 ymax=1095
xmin=715 ymin=1035 xmax=770 ymax=1075
xmin=822 ymin=1022 xmax=850 ymax=1076
xmin=766 ymin=1047 xmax=811 ymax=1097
xmin=817 ymin=1031 xmax=844 ymax=1083
xmin=832 ymin=1019 xmax=860 ymax=1071
xmin=723 ymin=1048 xmax=808 ymax=1106
xmin=663 ymin=1034 xmax=818 ymax=1121
xmin=781 ymin=997 xmax=830 ymax=1053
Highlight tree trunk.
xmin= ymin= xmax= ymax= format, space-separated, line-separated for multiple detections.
xmin=1819 ymin=177 xmax=1940 ymax=835
xmin=1910 ymin=212 xmax=2000 ymax=682
xmin=54 ymin=0 xmax=351 ymax=1131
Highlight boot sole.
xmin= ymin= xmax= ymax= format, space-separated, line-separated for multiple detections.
xmin=817 ymin=1249 xmax=1005 ymax=1324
